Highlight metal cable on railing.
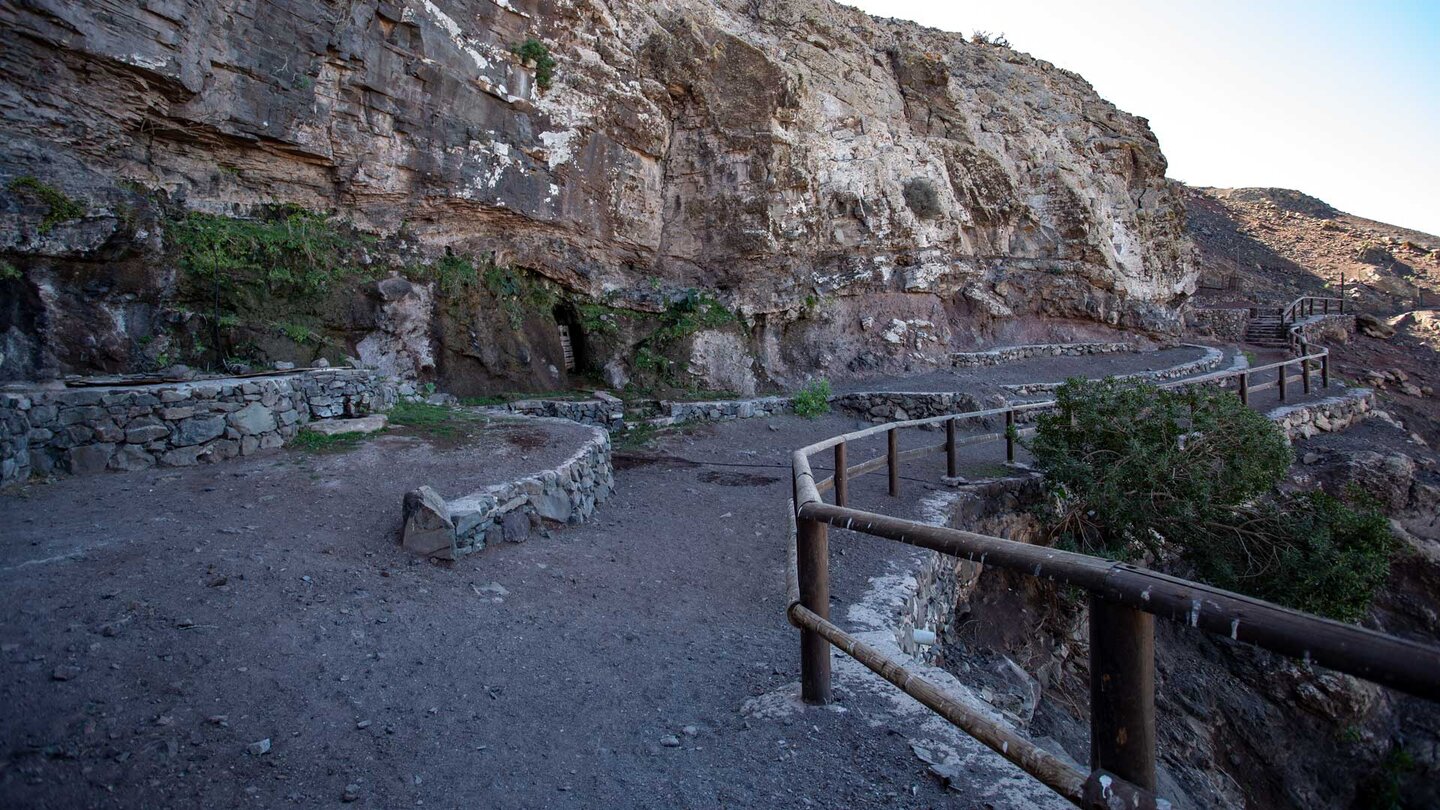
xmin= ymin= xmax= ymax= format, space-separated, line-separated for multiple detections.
xmin=783 ymin=335 xmax=1437 ymax=809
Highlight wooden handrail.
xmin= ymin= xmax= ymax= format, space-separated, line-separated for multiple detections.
xmin=784 ymin=339 xmax=1433 ymax=808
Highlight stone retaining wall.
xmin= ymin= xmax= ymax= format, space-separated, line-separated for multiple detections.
xmin=0 ymin=369 xmax=397 ymax=487
xmin=831 ymin=391 xmax=985 ymax=423
xmin=1000 ymin=344 xmax=1225 ymax=395
xmin=1290 ymin=313 xmax=1355 ymax=348
xmin=950 ymin=342 xmax=1138 ymax=368
xmin=401 ymin=419 xmax=613 ymax=560
xmin=1187 ymin=307 xmax=1250 ymax=342
xmin=659 ymin=396 xmax=792 ymax=425
xmin=505 ymin=396 xmax=625 ymax=430
xmin=1267 ymin=387 xmax=1374 ymax=440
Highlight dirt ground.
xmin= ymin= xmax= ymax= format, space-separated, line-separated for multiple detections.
xmin=0 ymin=345 xmax=1381 ymax=809
xmin=0 ymin=401 xmax=1054 ymax=809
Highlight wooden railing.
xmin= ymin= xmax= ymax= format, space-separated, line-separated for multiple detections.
xmin=785 ymin=345 xmax=1440 ymax=808
xmin=1269 ymin=294 xmax=1347 ymax=324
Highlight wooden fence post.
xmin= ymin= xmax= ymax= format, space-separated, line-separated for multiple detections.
xmin=1322 ymin=353 xmax=1330 ymax=389
xmin=1302 ymin=355 xmax=1312 ymax=395
xmin=1278 ymin=362 xmax=1288 ymax=402
xmin=834 ymin=442 xmax=848 ymax=508
xmin=887 ymin=428 xmax=899 ymax=497
xmin=1239 ymin=371 xmax=1249 ymax=405
xmin=797 ymin=517 xmax=832 ymax=704
xmin=1089 ymin=596 xmax=1157 ymax=791
xmin=945 ymin=418 xmax=957 ymax=478
xmin=1005 ymin=409 xmax=1016 ymax=464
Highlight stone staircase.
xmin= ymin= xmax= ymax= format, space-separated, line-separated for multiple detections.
xmin=1245 ymin=311 xmax=1290 ymax=347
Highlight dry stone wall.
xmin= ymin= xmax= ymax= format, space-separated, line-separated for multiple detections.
xmin=831 ymin=391 xmax=985 ymax=423
xmin=1187 ymin=308 xmax=1250 ymax=342
xmin=0 ymin=370 xmax=396 ymax=487
xmin=950 ymin=342 xmax=1138 ymax=368
xmin=504 ymin=396 xmax=626 ymax=430
xmin=1000 ymin=344 xmax=1225 ymax=395
xmin=401 ymin=420 xmax=613 ymax=560
xmin=1290 ymin=313 xmax=1355 ymax=348
xmin=1267 ymin=388 xmax=1374 ymax=440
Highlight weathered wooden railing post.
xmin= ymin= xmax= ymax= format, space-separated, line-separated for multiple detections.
xmin=797 ymin=515 xmax=832 ymax=704
xmin=1323 ymin=299 xmax=1330 ymax=314
xmin=1239 ymin=371 xmax=1249 ymax=405
xmin=1005 ymin=408 xmax=1016 ymax=464
xmin=1089 ymin=596 xmax=1157 ymax=791
xmin=1278 ymin=362 xmax=1288 ymax=402
xmin=945 ymin=418 xmax=957 ymax=478
xmin=1301 ymin=352 xmax=1312 ymax=395
xmin=1322 ymin=352 xmax=1330 ymax=389
xmin=834 ymin=442 xmax=848 ymax=508
xmin=887 ymin=428 xmax=899 ymax=497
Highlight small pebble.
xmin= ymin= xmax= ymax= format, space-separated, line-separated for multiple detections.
xmin=660 ymin=734 xmax=681 ymax=748
xmin=342 ymin=784 xmax=361 ymax=803
xmin=247 ymin=738 xmax=271 ymax=756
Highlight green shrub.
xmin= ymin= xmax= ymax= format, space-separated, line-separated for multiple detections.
xmin=1187 ymin=490 xmax=1395 ymax=623
xmin=8 ymin=176 xmax=84 ymax=233
xmin=792 ymin=379 xmax=831 ymax=419
xmin=170 ymin=207 xmax=369 ymax=296
xmin=277 ymin=322 xmax=317 ymax=344
xmin=1030 ymin=377 xmax=1394 ymax=621
xmin=0 ymin=260 xmax=19 ymax=281
xmin=513 ymin=38 xmax=557 ymax=90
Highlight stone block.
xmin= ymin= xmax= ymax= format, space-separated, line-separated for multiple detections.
xmin=160 ymin=445 xmax=206 ymax=467
xmin=93 ymin=420 xmax=124 ymax=443
xmin=533 ymin=488 xmax=573 ymax=523
xmin=402 ymin=486 xmax=456 ymax=560
xmin=230 ymin=402 xmax=278 ymax=435
xmin=111 ymin=445 xmax=155 ymax=471
xmin=67 ymin=443 xmax=115 ymax=475
xmin=500 ymin=509 xmax=531 ymax=543
xmin=171 ymin=415 xmax=226 ymax=446
xmin=306 ymin=414 xmax=387 ymax=436
xmin=125 ymin=423 xmax=170 ymax=444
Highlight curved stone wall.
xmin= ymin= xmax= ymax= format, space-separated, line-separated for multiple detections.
xmin=950 ymin=341 xmax=1139 ymax=368
xmin=999 ymin=344 xmax=1225 ymax=395
xmin=401 ymin=418 xmax=613 ymax=560
xmin=0 ymin=369 xmax=397 ymax=487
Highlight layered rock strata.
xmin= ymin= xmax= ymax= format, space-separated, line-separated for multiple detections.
xmin=0 ymin=0 xmax=1196 ymax=391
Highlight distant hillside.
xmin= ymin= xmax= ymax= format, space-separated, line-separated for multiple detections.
xmin=1185 ymin=186 xmax=1440 ymax=311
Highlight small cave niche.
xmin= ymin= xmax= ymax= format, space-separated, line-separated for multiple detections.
xmin=552 ymin=302 xmax=589 ymax=374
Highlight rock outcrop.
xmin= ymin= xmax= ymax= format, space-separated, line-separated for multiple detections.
xmin=0 ymin=0 xmax=1197 ymax=390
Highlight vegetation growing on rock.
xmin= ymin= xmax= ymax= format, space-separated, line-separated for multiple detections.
xmin=8 ymin=176 xmax=84 ymax=233
xmin=792 ymin=379 xmax=831 ymax=418
xmin=513 ymin=37 xmax=556 ymax=90
xmin=1030 ymin=377 xmax=1394 ymax=620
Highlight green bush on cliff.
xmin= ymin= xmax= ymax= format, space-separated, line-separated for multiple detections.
xmin=8 ymin=176 xmax=85 ymax=234
xmin=1030 ymin=377 xmax=1394 ymax=621
xmin=513 ymin=38 xmax=556 ymax=90
xmin=171 ymin=206 xmax=368 ymax=295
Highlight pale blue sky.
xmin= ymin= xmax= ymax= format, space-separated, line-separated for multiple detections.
xmin=841 ymin=0 xmax=1440 ymax=234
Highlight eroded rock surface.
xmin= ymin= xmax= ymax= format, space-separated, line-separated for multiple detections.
xmin=0 ymin=0 xmax=1196 ymax=388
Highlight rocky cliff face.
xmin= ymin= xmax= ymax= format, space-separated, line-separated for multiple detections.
xmin=0 ymin=0 xmax=1196 ymax=391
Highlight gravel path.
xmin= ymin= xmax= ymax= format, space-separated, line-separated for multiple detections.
xmin=0 ymin=346 xmax=1344 ymax=808
xmin=833 ymin=345 xmax=1212 ymax=393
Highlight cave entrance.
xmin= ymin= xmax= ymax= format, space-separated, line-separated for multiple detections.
xmin=552 ymin=303 xmax=589 ymax=373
